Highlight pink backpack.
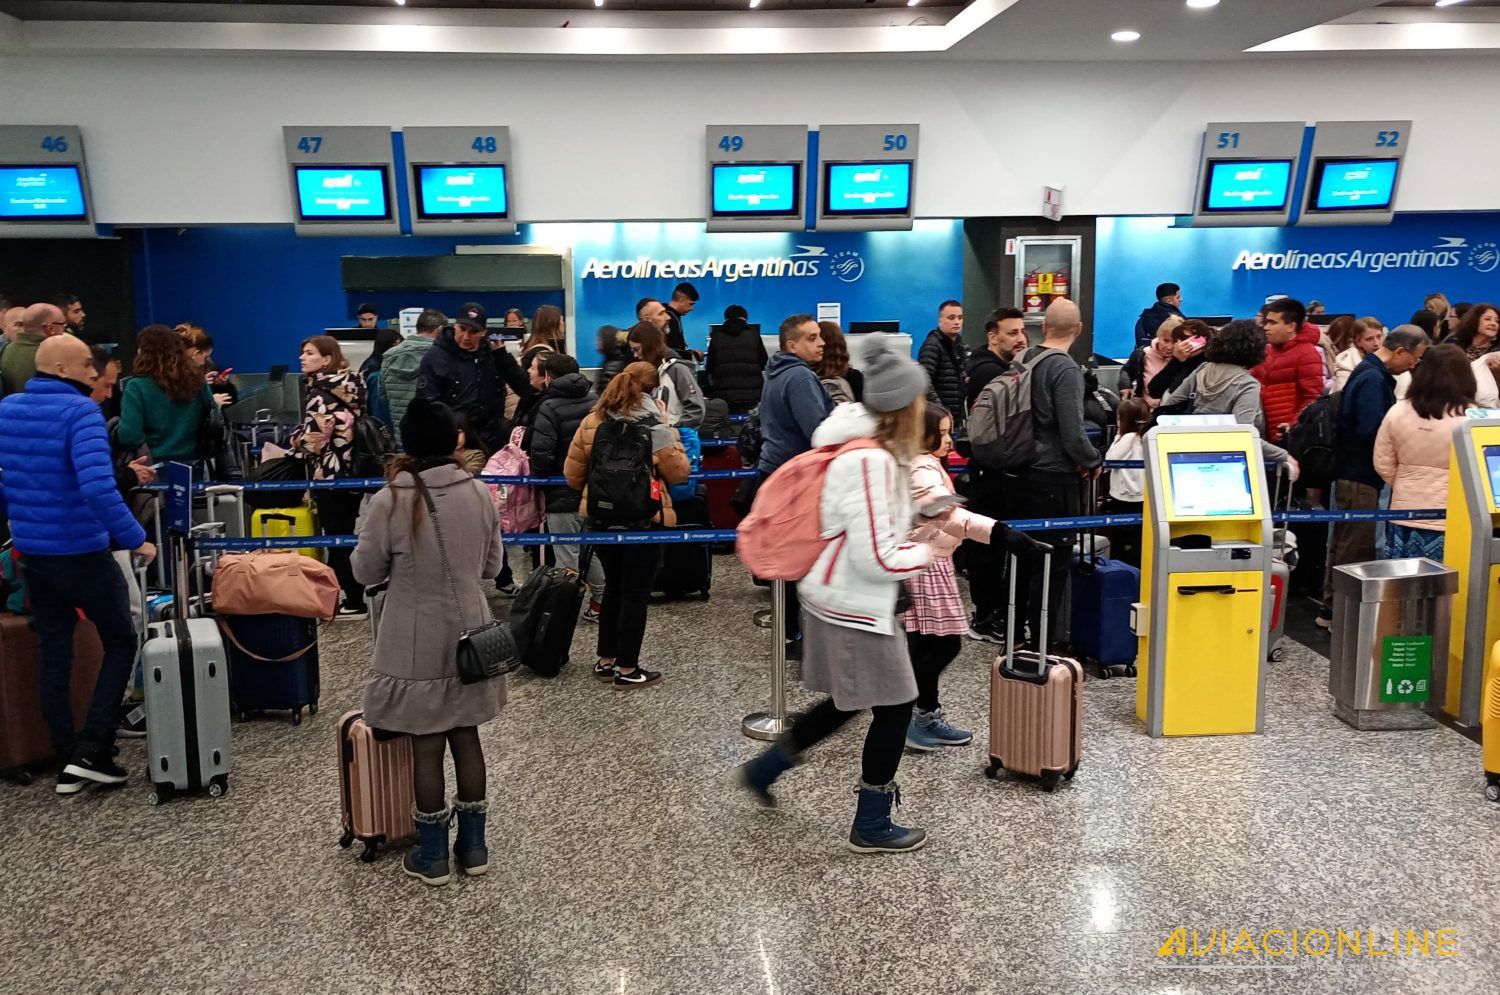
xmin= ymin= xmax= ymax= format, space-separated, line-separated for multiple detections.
xmin=484 ymin=427 xmax=543 ymax=534
xmin=735 ymin=438 xmax=879 ymax=581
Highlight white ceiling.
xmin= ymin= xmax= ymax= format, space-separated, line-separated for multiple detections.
xmin=1 ymin=0 xmax=1494 ymax=59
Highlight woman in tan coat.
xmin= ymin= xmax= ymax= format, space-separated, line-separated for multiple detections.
xmin=353 ymin=397 xmax=505 ymax=888
xmin=565 ymin=362 xmax=690 ymax=689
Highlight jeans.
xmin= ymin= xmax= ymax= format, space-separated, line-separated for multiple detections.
xmin=1007 ymin=470 xmax=1082 ymax=651
xmin=788 ymin=697 xmax=915 ymax=785
xmin=1322 ymin=480 xmax=1381 ymax=607
xmin=547 ymin=511 xmax=606 ymax=602
xmin=22 ymin=549 xmax=139 ymax=762
xmin=594 ymin=542 xmax=661 ymax=670
xmin=314 ymin=489 xmax=365 ymax=610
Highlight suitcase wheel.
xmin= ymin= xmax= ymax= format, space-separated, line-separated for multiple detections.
xmin=1486 ymin=782 xmax=1499 ymax=804
xmin=1268 ymin=647 xmax=1285 ymax=663
xmin=1040 ymin=771 xmax=1062 ymax=793
xmin=309 ymin=704 xmax=319 ymax=716
xmin=339 ymin=828 xmax=355 ymax=849
xmin=360 ymin=841 xmax=380 ymax=863
xmin=292 ymin=710 xmax=302 ymax=726
xmin=147 ymin=785 xmax=170 ymax=806
xmin=984 ymin=759 xmax=1002 ymax=780
xmin=208 ymin=777 xmax=228 ymax=799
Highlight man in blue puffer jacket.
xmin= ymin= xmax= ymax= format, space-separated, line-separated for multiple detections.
xmin=0 ymin=335 xmax=157 ymax=794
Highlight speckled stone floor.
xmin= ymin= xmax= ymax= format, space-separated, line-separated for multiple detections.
xmin=1 ymin=553 xmax=1497 ymax=995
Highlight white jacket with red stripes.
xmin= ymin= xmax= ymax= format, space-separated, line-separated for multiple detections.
xmin=798 ymin=404 xmax=932 ymax=636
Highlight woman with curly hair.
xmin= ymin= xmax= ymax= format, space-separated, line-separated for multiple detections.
xmin=117 ymin=324 xmax=211 ymax=465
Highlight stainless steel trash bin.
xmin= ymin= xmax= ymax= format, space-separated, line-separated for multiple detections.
xmin=1329 ymin=558 xmax=1458 ymax=730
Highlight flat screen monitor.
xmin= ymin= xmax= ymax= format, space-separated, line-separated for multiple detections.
xmin=710 ymin=163 xmax=800 ymax=218
xmin=0 ymin=164 xmax=88 ymax=221
xmin=848 ymin=321 xmax=901 ymax=335
xmin=1186 ymin=315 xmax=1233 ymax=328
xmin=823 ymin=161 xmax=913 ymax=216
xmin=1201 ymin=159 xmax=1294 ymax=213
xmin=413 ymin=163 xmax=509 ymax=220
xmin=294 ymin=165 xmax=391 ymax=221
xmin=1309 ymin=157 xmax=1399 ymax=212
xmin=1484 ymin=446 xmax=1500 ymax=512
xmin=1167 ymin=451 xmax=1255 ymax=518
xmin=1308 ymin=313 xmax=1357 ymax=326
xmin=708 ymin=322 xmax=762 ymax=335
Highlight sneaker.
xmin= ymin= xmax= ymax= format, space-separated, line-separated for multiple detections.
xmin=968 ymin=616 xmax=1005 ymax=645
xmin=55 ymin=771 xmax=88 ymax=795
xmin=905 ymin=721 xmax=943 ymax=753
xmin=582 ymin=601 xmax=601 ymax=624
xmin=612 ymin=667 xmax=662 ymax=689
xmin=1315 ymin=608 xmax=1333 ymax=630
xmin=117 ymin=703 xmax=147 ymax=739
xmin=61 ymin=754 xmax=128 ymax=787
xmin=593 ymin=660 xmax=617 ymax=682
xmin=495 ymin=582 xmax=519 ymax=597
xmin=335 ymin=601 xmax=369 ymax=621
xmin=916 ymin=707 xmax=973 ymax=746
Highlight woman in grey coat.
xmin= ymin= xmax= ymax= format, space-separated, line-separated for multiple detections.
xmin=353 ymin=396 xmax=505 ymax=888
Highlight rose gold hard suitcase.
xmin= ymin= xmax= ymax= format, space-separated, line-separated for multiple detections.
xmin=985 ymin=547 xmax=1083 ymax=792
xmin=0 ymin=616 xmax=104 ymax=783
xmin=337 ymin=710 xmax=416 ymax=861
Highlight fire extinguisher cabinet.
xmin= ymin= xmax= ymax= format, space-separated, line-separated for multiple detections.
xmin=1012 ymin=235 xmax=1082 ymax=340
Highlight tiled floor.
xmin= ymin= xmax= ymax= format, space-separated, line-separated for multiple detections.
xmin=1 ymin=554 xmax=1496 ymax=995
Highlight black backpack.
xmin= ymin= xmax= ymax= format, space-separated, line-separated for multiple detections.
xmin=351 ymin=414 xmax=395 ymax=479
xmin=1284 ymin=390 xmax=1341 ymax=488
xmin=586 ymin=419 xmax=660 ymax=528
xmin=736 ymin=407 xmax=764 ymax=468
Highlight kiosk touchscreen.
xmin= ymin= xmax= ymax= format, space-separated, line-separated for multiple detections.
xmin=1136 ymin=424 xmax=1272 ymax=738
xmin=1442 ymin=420 xmax=1500 ymax=726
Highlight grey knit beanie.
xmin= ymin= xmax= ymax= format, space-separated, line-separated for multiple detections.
xmin=860 ymin=334 xmax=928 ymax=413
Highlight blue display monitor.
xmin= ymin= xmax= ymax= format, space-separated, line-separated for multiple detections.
xmin=0 ymin=164 xmax=87 ymax=221
xmin=1167 ymin=452 xmax=1255 ymax=518
xmin=294 ymin=165 xmax=391 ymax=220
xmin=1484 ymin=446 xmax=1500 ymax=512
xmin=1309 ymin=157 xmax=1399 ymax=212
xmin=413 ymin=164 xmax=509 ymax=220
xmin=710 ymin=163 xmax=800 ymax=217
xmin=823 ymin=161 xmax=913 ymax=216
xmin=1201 ymin=159 xmax=1294 ymax=213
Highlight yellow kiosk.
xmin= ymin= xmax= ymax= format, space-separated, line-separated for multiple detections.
xmin=1441 ymin=416 xmax=1500 ymax=728
xmin=1134 ymin=420 xmax=1272 ymax=737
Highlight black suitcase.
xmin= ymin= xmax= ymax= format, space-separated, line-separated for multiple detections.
xmin=509 ymin=549 xmax=590 ymax=677
xmin=654 ymin=494 xmax=712 ymax=602
xmin=220 ymin=613 xmax=320 ymax=724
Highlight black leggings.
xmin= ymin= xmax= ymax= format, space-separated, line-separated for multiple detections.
xmin=314 ymin=489 xmax=365 ymax=610
xmin=907 ymin=632 xmax=962 ymax=712
xmin=412 ymin=726 xmax=486 ymax=814
xmin=788 ymin=697 xmax=914 ymax=786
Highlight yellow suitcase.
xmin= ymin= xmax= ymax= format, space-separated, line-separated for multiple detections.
xmin=251 ymin=507 xmax=320 ymax=559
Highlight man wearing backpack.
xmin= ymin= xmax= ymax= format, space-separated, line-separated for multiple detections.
xmin=1011 ymin=300 xmax=1101 ymax=650
xmin=1317 ymin=324 xmax=1428 ymax=628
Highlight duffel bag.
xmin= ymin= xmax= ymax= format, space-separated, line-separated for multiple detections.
xmin=212 ymin=551 xmax=339 ymax=619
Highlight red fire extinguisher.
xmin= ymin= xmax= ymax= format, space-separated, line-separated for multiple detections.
xmin=1023 ymin=269 xmax=1040 ymax=297
xmin=1054 ymin=268 xmax=1070 ymax=298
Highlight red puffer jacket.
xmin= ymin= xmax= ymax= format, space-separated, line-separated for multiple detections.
xmin=1251 ymin=322 xmax=1325 ymax=442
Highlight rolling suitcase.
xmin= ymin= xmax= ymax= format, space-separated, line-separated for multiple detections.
xmin=1070 ymin=526 xmax=1141 ymax=679
xmin=509 ymin=548 xmax=590 ymax=677
xmin=337 ymin=710 xmax=417 ymax=862
xmin=0 ymin=616 xmax=105 ymax=783
xmin=653 ymin=493 xmax=712 ymax=602
xmin=201 ymin=484 xmax=247 ymax=539
xmin=141 ymin=534 xmax=233 ymax=805
xmin=1267 ymin=466 xmax=1297 ymax=662
xmin=220 ymin=614 xmax=320 ymax=724
xmin=251 ymin=507 xmax=319 ymax=558
xmin=702 ymin=443 xmax=745 ymax=531
xmin=986 ymin=548 xmax=1083 ymax=792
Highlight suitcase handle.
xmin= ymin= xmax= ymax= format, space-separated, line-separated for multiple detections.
xmin=1006 ymin=542 xmax=1055 ymax=669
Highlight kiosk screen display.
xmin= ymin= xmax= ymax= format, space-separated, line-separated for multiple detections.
xmin=414 ymin=164 xmax=509 ymax=219
xmin=824 ymin=161 xmax=913 ymax=216
xmin=1484 ymin=446 xmax=1500 ymax=511
xmin=294 ymin=166 xmax=391 ymax=220
xmin=0 ymin=165 xmax=87 ymax=221
xmin=1310 ymin=158 xmax=1399 ymax=212
xmin=1167 ymin=452 xmax=1255 ymax=518
xmin=711 ymin=163 xmax=800 ymax=217
xmin=1201 ymin=159 xmax=1293 ymax=213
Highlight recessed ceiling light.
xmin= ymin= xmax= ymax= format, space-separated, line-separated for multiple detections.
xmin=1111 ymin=29 xmax=1141 ymax=42
xmin=594 ymin=0 xmax=604 ymax=7
xmin=1435 ymin=0 xmax=1470 ymax=7
xmin=1186 ymin=0 xmax=1220 ymax=9
xmin=749 ymin=0 xmax=761 ymax=8
xmin=908 ymin=0 xmax=922 ymax=7
xmin=394 ymin=0 xmax=405 ymax=6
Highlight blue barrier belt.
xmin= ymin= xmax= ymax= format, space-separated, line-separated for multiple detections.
xmin=176 ymin=467 xmax=761 ymax=493
xmin=194 ymin=507 xmax=1450 ymax=552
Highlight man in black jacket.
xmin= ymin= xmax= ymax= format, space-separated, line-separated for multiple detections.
xmin=704 ymin=304 xmax=768 ymax=414
xmin=918 ymin=299 xmax=969 ymax=431
xmin=661 ymin=282 xmax=699 ymax=358
xmin=416 ymin=302 xmax=526 ymax=451
xmin=1132 ymin=282 xmax=1184 ymax=348
xmin=526 ymin=352 xmax=606 ymax=620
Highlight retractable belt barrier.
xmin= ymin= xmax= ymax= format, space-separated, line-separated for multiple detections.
xmin=166 ymin=468 xmax=761 ymax=494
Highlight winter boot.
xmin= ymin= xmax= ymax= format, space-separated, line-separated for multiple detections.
xmin=452 ymin=797 xmax=489 ymax=877
xmin=847 ymin=780 xmax=927 ymax=854
xmin=737 ymin=744 xmax=798 ymax=808
xmin=402 ymin=807 xmax=452 ymax=887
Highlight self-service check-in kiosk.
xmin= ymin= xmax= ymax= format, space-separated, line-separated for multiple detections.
xmin=1134 ymin=422 xmax=1272 ymax=737
xmin=1441 ymin=417 xmax=1500 ymax=728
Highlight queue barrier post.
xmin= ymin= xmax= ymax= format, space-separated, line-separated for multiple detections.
xmin=742 ymin=579 xmax=793 ymax=741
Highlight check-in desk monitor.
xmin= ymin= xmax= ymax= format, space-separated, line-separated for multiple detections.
xmin=1442 ymin=421 xmax=1500 ymax=726
xmin=1137 ymin=425 xmax=1272 ymax=737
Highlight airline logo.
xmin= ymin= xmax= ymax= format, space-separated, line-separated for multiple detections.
xmin=322 ymin=174 xmax=356 ymax=189
xmin=581 ymin=245 xmax=864 ymax=284
xmin=1235 ymin=167 xmax=1265 ymax=182
xmin=1229 ymin=237 xmax=1495 ymax=274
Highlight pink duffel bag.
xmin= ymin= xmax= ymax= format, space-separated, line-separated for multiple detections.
xmin=212 ymin=552 xmax=339 ymax=619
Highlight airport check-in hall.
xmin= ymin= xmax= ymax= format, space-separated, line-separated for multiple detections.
xmin=1 ymin=1 xmax=1500 ymax=994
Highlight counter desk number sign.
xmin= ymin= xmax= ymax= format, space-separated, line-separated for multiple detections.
xmin=1380 ymin=635 xmax=1432 ymax=704
xmin=166 ymin=461 xmax=194 ymax=536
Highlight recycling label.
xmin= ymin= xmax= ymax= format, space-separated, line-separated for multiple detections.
xmin=1380 ymin=635 xmax=1433 ymax=703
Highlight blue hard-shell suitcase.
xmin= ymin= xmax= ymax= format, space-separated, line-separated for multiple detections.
xmin=220 ymin=614 xmax=320 ymax=725
xmin=1070 ymin=540 xmax=1140 ymax=676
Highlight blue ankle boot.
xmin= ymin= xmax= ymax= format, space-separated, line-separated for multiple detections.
xmin=452 ymin=797 xmax=489 ymax=877
xmin=847 ymin=781 xmax=927 ymax=854
xmin=737 ymin=744 xmax=798 ymax=807
xmin=402 ymin=807 xmax=452 ymax=887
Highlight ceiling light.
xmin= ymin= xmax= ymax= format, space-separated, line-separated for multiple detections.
xmin=394 ymin=0 xmax=405 ymax=6
xmin=749 ymin=0 xmax=761 ymax=8
xmin=908 ymin=0 xmax=922 ymax=7
xmin=1185 ymin=0 xmax=1220 ymax=9
xmin=1111 ymin=29 xmax=1141 ymax=42
xmin=1435 ymin=0 xmax=1470 ymax=7
xmin=594 ymin=0 xmax=604 ymax=7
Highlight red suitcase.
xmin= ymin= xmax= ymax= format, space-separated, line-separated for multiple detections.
xmin=337 ymin=710 xmax=417 ymax=862
xmin=702 ymin=442 xmax=745 ymax=531
xmin=985 ymin=548 xmax=1083 ymax=792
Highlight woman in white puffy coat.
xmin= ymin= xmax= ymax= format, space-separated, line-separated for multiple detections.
xmin=737 ymin=338 xmax=936 ymax=855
